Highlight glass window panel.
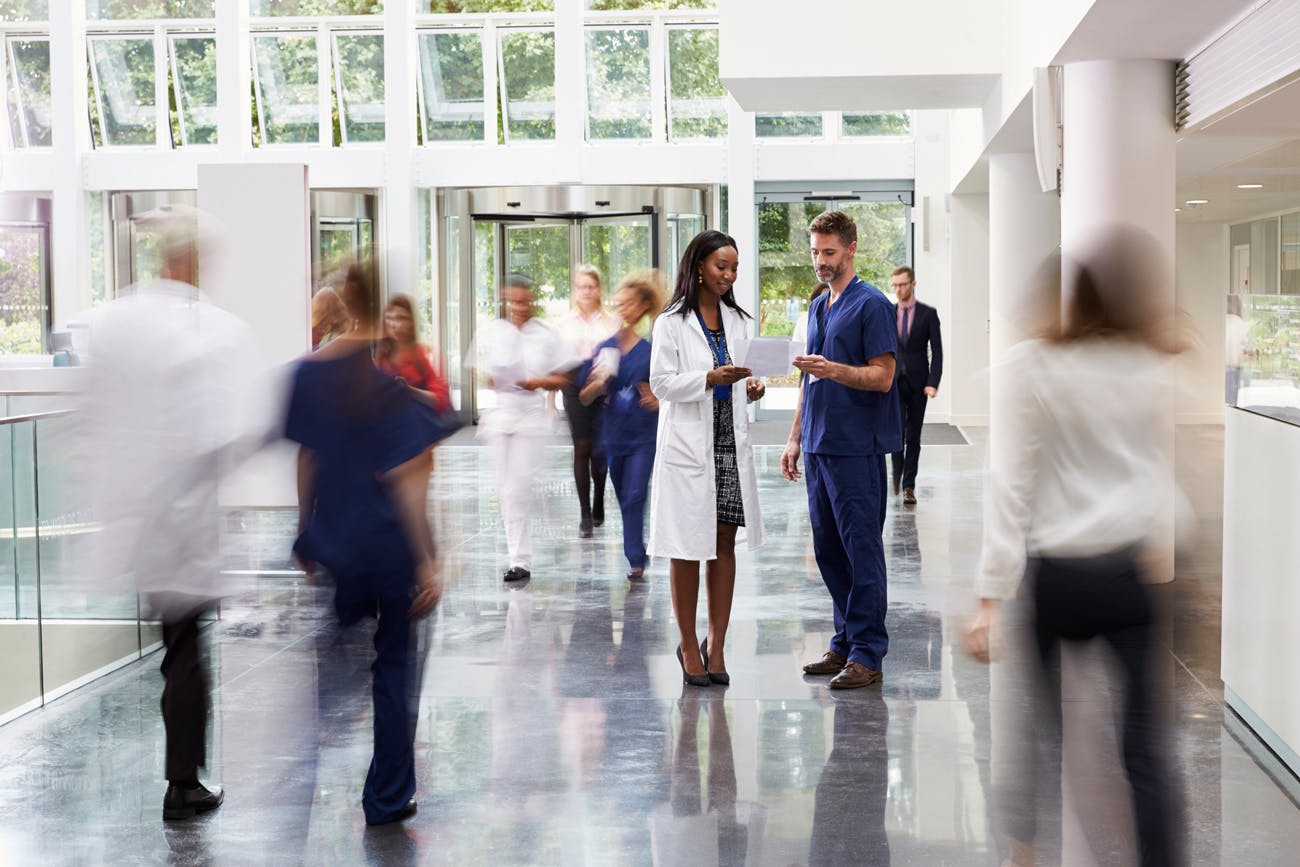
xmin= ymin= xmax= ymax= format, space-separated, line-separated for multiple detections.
xmin=587 ymin=1 xmax=715 ymax=8
xmin=334 ymin=32 xmax=385 ymax=144
xmin=0 ymin=224 xmax=49 ymax=354
xmin=0 ymin=1 xmax=49 ymax=21
xmin=7 ymin=38 xmax=53 ymax=148
xmin=87 ymin=0 xmax=214 ymax=17
xmin=425 ymin=1 xmax=550 ymax=11
xmin=505 ymin=223 xmax=568 ymax=314
xmin=170 ymin=36 xmax=217 ymax=146
xmin=581 ymin=217 xmax=652 ymax=290
xmin=251 ymin=0 xmax=380 ymax=14
xmin=842 ymin=111 xmax=910 ymax=137
xmin=89 ymin=37 xmax=157 ymax=146
xmin=253 ymin=33 xmax=320 ymax=145
xmin=418 ymin=30 xmax=483 ymax=143
xmin=585 ymin=27 xmax=650 ymax=140
xmin=667 ymin=27 xmax=724 ymax=140
xmin=498 ymin=28 xmax=554 ymax=142
xmin=755 ymin=112 xmax=822 ymax=138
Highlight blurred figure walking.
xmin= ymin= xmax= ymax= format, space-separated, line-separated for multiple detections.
xmin=578 ymin=270 xmax=665 ymax=580
xmin=965 ymin=227 xmax=1185 ymax=867
xmin=559 ymin=265 xmax=620 ymax=537
xmin=475 ymin=275 xmax=576 ymax=582
xmin=377 ymin=293 xmax=450 ymax=412
xmin=285 ymin=263 xmax=449 ymax=826
xmin=83 ymin=205 xmax=258 ymax=820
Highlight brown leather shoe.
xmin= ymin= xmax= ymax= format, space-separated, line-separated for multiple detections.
xmin=829 ymin=661 xmax=883 ymax=689
xmin=802 ymin=651 xmax=848 ymax=676
xmin=903 ymin=487 xmax=917 ymax=505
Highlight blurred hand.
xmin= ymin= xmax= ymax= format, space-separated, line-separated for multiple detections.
xmin=793 ymin=354 xmax=835 ymax=380
xmin=518 ymin=378 xmax=541 ymax=391
xmin=706 ymin=365 xmax=752 ymax=387
xmin=781 ymin=440 xmax=802 ymax=482
xmin=409 ymin=558 xmax=443 ymax=619
xmin=924 ymin=386 xmax=938 ymax=398
xmin=746 ymin=378 xmax=766 ymax=402
xmin=292 ymin=552 xmax=320 ymax=585
xmin=963 ymin=598 xmax=1001 ymax=663
xmin=636 ymin=382 xmax=659 ymax=411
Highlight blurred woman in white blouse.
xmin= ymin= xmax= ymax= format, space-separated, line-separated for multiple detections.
xmin=965 ymin=227 xmax=1185 ymax=867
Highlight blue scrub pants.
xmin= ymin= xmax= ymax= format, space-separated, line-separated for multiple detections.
xmin=332 ymin=569 xmax=429 ymax=825
xmin=609 ymin=445 xmax=654 ymax=570
xmin=804 ymin=452 xmax=889 ymax=670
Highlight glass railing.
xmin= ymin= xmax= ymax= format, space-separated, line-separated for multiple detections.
xmin=1 ymin=408 xmax=163 ymax=725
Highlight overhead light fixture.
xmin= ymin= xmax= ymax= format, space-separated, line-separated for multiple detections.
xmin=1186 ymin=199 xmax=1209 ymax=205
xmin=1237 ymin=183 xmax=1264 ymax=189
xmin=1174 ymin=208 xmax=1182 ymax=212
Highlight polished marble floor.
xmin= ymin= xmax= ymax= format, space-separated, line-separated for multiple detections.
xmin=0 ymin=426 xmax=1297 ymax=866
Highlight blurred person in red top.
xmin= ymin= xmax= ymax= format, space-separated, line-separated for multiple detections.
xmin=377 ymin=293 xmax=450 ymax=413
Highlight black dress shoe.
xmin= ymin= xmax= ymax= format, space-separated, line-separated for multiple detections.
xmin=579 ymin=517 xmax=593 ymax=538
xmin=592 ymin=504 xmax=605 ymax=527
xmin=700 ymin=637 xmax=730 ymax=686
xmin=677 ymin=645 xmax=710 ymax=687
xmin=163 ymin=782 xmax=224 ymax=821
xmin=366 ymin=799 xmax=418 ymax=827
xmin=503 ymin=567 xmax=531 ymax=582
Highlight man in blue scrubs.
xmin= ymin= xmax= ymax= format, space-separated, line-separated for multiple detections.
xmin=781 ymin=210 xmax=901 ymax=689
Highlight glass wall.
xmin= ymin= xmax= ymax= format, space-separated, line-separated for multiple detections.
xmin=1 ymin=410 xmax=162 ymax=725
xmin=1227 ymin=208 xmax=1300 ymax=425
xmin=6 ymin=36 xmax=52 ymax=148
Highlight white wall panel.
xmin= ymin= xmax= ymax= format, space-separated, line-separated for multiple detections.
xmin=199 ymin=162 xmax=309 ymax=509
xmin=1175 ymin=222 xmax=1228 ymax=423
xmin=1222 ymin=407 xmax=1300 ymax=776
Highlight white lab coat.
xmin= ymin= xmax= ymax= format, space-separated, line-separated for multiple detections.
xmin=647 ymin=305 xmax=765 ymax=561
xmin=81 ymin=281 xmax=260 ymax=610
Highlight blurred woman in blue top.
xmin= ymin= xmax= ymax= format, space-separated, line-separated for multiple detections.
xmin=579 ymin=270 xmax=666 ymax=581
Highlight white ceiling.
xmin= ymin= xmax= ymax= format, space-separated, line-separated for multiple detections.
xmin=1176 ymin=77 xmax=1300 ymax=225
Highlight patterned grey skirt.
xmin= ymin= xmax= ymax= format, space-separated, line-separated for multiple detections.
xmin=713 ymin=398 xmax=745 ymax=527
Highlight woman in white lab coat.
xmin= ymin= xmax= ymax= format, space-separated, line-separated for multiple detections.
xmin=648 ymin=230 xmax=766 ymax=687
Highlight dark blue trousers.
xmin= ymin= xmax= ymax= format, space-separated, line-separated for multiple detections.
xmin=805 ymin=452 xmax=889 ymax=669
xmin=609 ymin=445 xmax=654 ymax=570
xmin=332 ymin=570 xmax=428 ymax=825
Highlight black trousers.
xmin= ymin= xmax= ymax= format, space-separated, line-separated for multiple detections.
xmin=889 ymin=375 xmax=928 ymax=489
xmin=1010 ymin=552 xmax=1182 ymax=867
xmin=160 ymin=613 xmax=209 ymax=784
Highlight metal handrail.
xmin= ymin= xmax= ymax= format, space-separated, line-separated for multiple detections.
xmin=0 ymin=409 xmax=73 ymax=426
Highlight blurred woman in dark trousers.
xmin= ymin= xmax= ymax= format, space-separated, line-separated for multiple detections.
xmin=965 ymin=229 xmax=1184 ymax=867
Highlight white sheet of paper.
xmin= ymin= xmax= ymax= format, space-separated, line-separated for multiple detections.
xmin=738 ymin=337 xmax=796 ymax=377
xmin=490 ymin=360 xmax=527 ymax=391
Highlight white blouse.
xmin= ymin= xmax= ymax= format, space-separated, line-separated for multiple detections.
xmin=976 ymin=337 xmax=1176 ymax=600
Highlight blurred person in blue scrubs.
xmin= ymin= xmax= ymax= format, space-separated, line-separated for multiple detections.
xmin=577 ymin=270 xmax=665 ymax=581
xmin=285 ymin=262 xmax=450 ymax=827
xmin=83 ymin=204 xmax=259 ymax=820
xmin=965 ymin=227 xmax=1185 ymax=867
xmin=781 ymin=210 xmax=901 ymax=690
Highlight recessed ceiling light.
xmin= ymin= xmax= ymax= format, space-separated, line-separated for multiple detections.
xmin=1237 ymin=183 xmax=1264 ymax=189
xmin=1174 ymin=208 xmax=1182 ymax=212
xmin=1186 ymin=199 xmax=1209 ymax=205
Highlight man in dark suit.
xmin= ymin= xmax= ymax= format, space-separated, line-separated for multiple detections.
xmin=889 ymin=266 xmax=943 ymax=504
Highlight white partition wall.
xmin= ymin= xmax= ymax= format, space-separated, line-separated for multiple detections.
xmin=198 ymin=162 xmax=310 ymax=509
xmin=1222 ymin=408 xmax=1300 ymax=777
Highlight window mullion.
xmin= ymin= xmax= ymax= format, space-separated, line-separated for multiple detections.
xmin=317 ymin=24 xmax=331 ymax=146
xmin=154 ymin=27 xmax=170 ymax=148
xmin=482 ymin=20 xmax=497 ymax=146
xmin=649 ymin=17 xmax=666 ymax=144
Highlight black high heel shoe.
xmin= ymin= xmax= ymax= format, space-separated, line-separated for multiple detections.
xmin=701 ymin=638 xmax=730 ymax=686
xmin=677 ymin=645 xmax=711 ymax=687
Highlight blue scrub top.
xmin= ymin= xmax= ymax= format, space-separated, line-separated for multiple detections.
xmin=582 ymin=334 xmax=657 ymax=456
xmin=801 ymin=276 xmax=902 ymax=456
xmin=284 ymin=344 xmax=450 ymax=584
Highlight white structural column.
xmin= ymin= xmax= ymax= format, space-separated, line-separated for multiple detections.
xmin=1060 ymin=60 xmax=1176 ymax=290
xmin=47 ymin=1 xmax=91 ymax=326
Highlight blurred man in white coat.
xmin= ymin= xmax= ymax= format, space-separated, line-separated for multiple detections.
xmin=82 ymin=205 xmax=259 ymax=821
